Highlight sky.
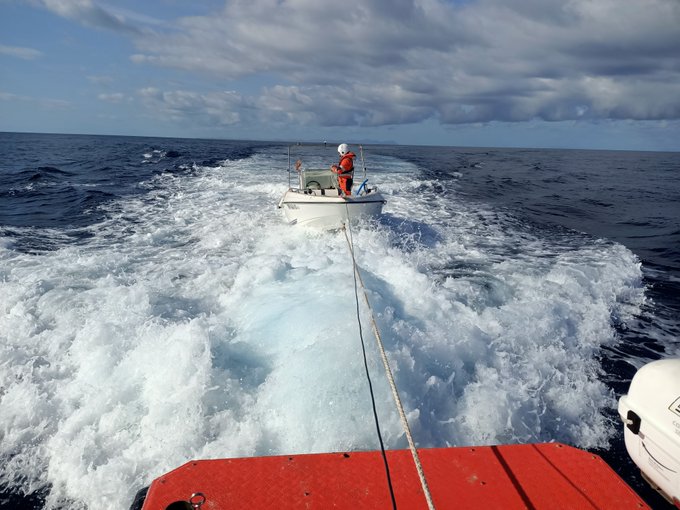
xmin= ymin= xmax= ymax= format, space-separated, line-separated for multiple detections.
xmin=1 ymin=0 xmax=679 ymax=151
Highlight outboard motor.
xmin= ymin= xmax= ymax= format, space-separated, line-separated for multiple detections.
xmin=618 ymin=358 xmax=680 ymax=507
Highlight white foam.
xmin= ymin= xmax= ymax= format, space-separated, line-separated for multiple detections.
xmin=0 ymin=147 xmax=646 ymax=508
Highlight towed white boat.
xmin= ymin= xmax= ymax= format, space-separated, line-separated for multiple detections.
xmin=277 ymin=144 xmax=386 ymax=229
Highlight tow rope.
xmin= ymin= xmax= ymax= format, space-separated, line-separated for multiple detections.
xmin=342 ymin=221 xmax=436 ymax=510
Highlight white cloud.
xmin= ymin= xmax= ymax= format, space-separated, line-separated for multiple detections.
xmin=123 ymin=0 xmax=680 ymax=128
xmin=136 ymin=88 xmax=243 ymax=125
xmin=97 ymin=92 xmax=125 ymax=103
xmin=36 ymin=0 xmax=680 ymax=130
xmin=0 ymin=44 xmax=43 ymax=60
xmin=0 ymin=90 xmax=70 ymax=109
xmin=38 ymin=0 xmax=143 ymax=34
xmin=87 ymin=75 xmax=114 ymax=85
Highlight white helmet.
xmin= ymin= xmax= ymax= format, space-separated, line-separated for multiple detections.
xmin=337 ymin=143 xmax=349 ymax=156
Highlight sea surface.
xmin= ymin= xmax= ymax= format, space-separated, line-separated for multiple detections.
xmin=0 ymin=132 xmax=678 ymax=509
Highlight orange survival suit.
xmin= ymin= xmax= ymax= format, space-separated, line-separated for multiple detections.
xmin=332 ymin=152 xmax=355 ymax=196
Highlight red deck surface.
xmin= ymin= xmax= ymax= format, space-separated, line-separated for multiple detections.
xmin=141 ymin=443 xmax=649 ymax=509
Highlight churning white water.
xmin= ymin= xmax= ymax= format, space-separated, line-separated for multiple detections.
xmin=0 ymin=147 xmax=644 ymax=508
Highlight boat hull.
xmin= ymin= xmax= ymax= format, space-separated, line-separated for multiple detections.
xmin=618 ymin=358 xmax=680 ymax=505
xmin=278 ymin=189 xmax=385 ymax=229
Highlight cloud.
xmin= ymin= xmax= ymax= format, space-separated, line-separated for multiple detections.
xmin=123 ymin=0 xmax=680 ymax=128
xmin=37 ymin=0 xmax=143 ymax=34
xmin=97 ymin=92 xmax=126 ymax=103
xmin=0 ymin=44 xmax=43 ymax=60
xmin=0 ymin=90 xmax=70 ymax=109
xmin=37 ymin=0 xmax=680 ymax=130
xmin=136 ymin=87 xmax=243 ymax=125
xmin=87 ymin=75 xmax=114 ymax=85
xmin=131 ymin=0 xmax=462 ymax=81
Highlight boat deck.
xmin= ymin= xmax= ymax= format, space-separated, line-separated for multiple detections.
xmin=139 ymin=443 xmax=649 ymax=509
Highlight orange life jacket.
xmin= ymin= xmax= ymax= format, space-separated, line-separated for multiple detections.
xmin=337 ymin=152 xmax=355 ymax=176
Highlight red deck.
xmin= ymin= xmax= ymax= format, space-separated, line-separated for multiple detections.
xmin=141 ymin=443 xmax=649 ymax=509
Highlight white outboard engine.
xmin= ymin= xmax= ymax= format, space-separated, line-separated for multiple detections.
xmin=618 ymin=358 xmax=680 ymax=507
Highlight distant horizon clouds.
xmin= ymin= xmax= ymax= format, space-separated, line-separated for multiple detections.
xmin=1 ymin=0 xmax=679 ymax=150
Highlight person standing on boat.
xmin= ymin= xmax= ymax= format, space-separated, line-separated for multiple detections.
xmin=331 ymin=143 xmax=355 ymax=196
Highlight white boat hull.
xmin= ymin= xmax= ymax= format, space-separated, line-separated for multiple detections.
xmin=278 ymin=189 xmax=385 ymax=229
xmin=618 ymin=358 xmax=680 ymax=505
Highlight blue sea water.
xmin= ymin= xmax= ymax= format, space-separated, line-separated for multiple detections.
xmin=0 ymin=132 xmax=678 ymax=509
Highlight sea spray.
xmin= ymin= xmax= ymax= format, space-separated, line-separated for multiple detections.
xmin=0 ymin=138 xmax=662 ymax=509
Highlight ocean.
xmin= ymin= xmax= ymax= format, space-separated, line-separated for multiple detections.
xmin=0 ymin=132 xmax=678 ymax=509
